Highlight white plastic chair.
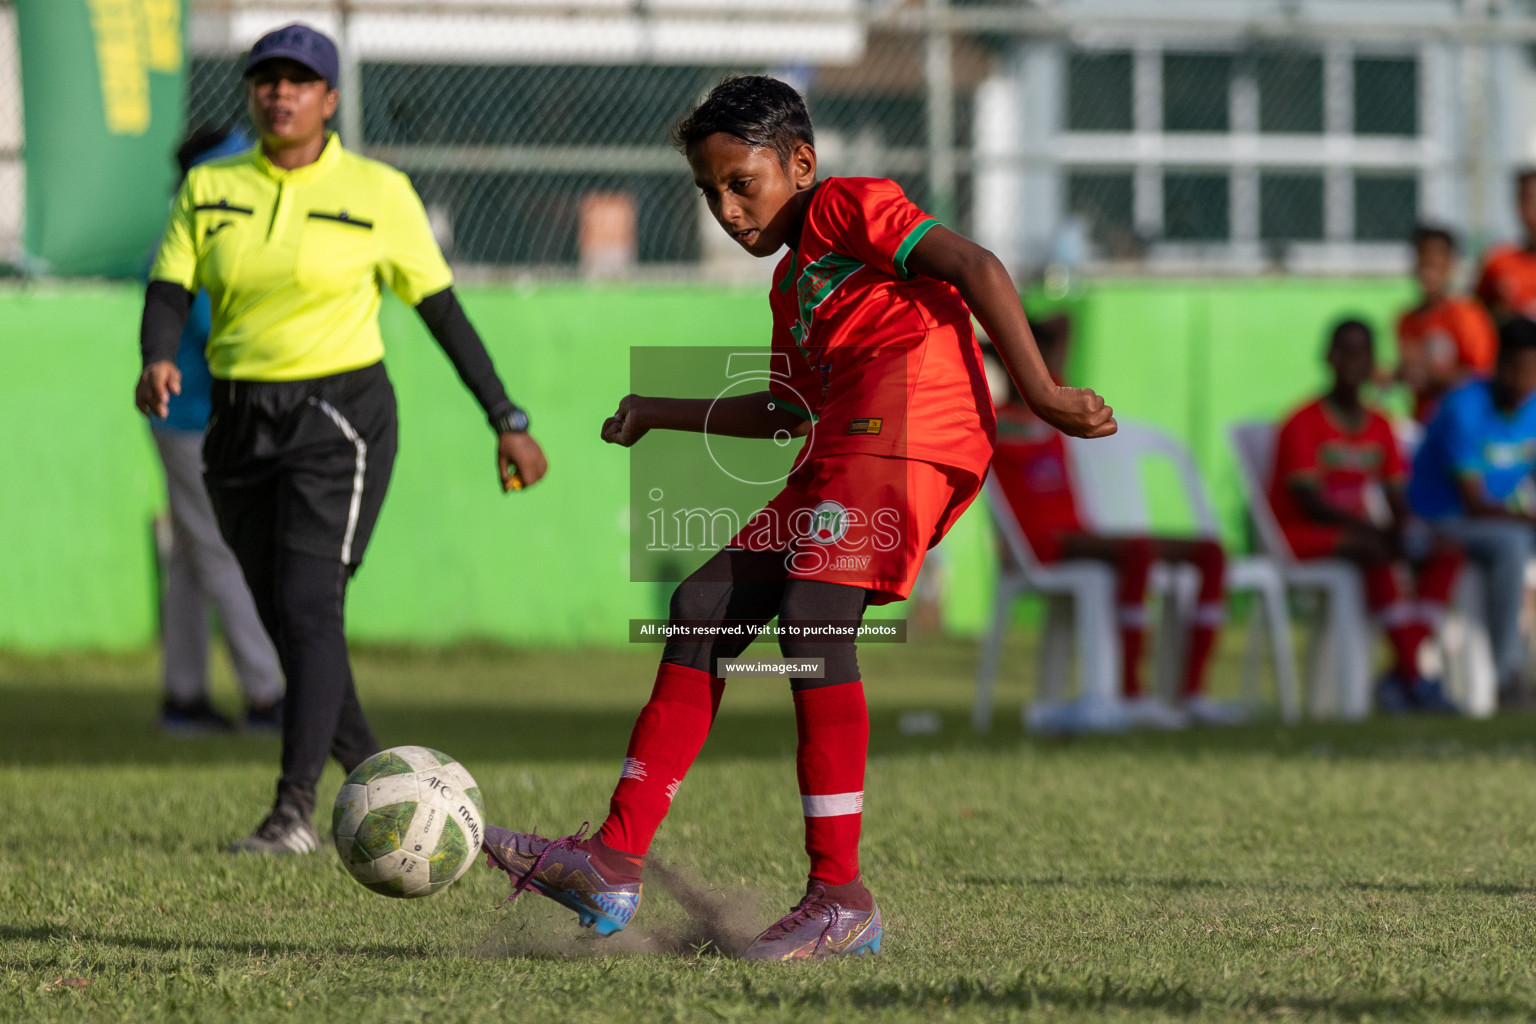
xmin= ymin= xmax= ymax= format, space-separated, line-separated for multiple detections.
xmin=1229 ymin=422 xmax=1496 ymax=719
xmin=1066 ymin=422 xmax=1301 ymax=723
xmin=972 ymin=480 xmax=1129 ymax=734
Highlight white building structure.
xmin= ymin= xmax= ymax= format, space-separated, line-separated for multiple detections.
xmin=969 ymin=0 xmax=1536 ymax=276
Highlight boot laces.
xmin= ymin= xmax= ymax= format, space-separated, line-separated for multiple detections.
xmin=496 ymin=822 xmax=591 ymax=905
xmin=760 ymin=883 xmax=840 ymax=942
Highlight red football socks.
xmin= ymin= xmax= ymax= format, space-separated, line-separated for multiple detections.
xmin=1179 ymin=540 xmax=1227 ymax=696
xmin=818 ymin=876 xmax=874 ymax=911
xmin=794 ymin=681 xmax=869 ymax=887
xmin=1386 ymin=622 xmax=1431 ymax=680
xmin=1114 ymin=538 xmax=1154 ymax=697
xmin=598 ymin=662 xmax=723 ymax=861
xmin=583 ymin=832 xmax=644 ymax=885
xmin=1364 ymin=560 xmax=1446 ymax=680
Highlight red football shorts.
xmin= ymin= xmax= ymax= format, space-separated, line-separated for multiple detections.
xmin=729 ymin=454 xmax=982 ymax=605
xmin=1281 ymin=522 xmax=1346 ymax=560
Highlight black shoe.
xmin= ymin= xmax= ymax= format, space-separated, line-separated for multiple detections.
xmin=229 ymin=800 xmax=319 ymax=855
xmin=1374 ymin=672 xmax=1415 ymax=716
xmin=1410 ymin=678 xmax=1461 ymax=716
xmin=160 ymin=697 xmax=235 ymax=735
xmin=243 ymin=698 xmax=283 ymax=734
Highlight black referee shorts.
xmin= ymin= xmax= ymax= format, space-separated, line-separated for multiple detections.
xmin=204 ymin=361 xmax=398 ymax=569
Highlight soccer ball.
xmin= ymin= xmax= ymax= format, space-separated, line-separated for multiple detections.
xmin=332 ymin=745 xmax=486 ymax=899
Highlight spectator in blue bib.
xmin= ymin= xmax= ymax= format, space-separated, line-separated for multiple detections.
xmin=1409 ymin=316 xmax=1536 ymax=708
xmin=151 ymin=125 xmax=284 ymax=733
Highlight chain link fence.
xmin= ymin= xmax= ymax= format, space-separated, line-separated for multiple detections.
xmin=184 ymin=4 xmax=979 ymax=278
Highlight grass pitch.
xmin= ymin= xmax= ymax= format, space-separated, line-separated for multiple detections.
xmin=6 ymin=635 xmax=1536 ymax=1022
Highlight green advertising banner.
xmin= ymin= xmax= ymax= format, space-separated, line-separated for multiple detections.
xmin=16 ymin=0 xmax=187 ymax=277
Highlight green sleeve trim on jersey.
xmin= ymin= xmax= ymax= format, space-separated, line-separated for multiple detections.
xmin=893 ymin=217 xmax=940 ymax=280
xmin=771 ymin=397 xmax=814 ymax=422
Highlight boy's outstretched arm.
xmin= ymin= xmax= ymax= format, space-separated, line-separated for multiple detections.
xmin=905 ymin=226 xmax=1116 ymax=439
xmin=601 ymin=392 xmax=810 ymax=447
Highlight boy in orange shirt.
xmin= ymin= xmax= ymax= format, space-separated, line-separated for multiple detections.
xmin=1476 ymin=171 xmax=1536 ymax=322
xmin=1398 ymin=225 xmax=1496 ymax=421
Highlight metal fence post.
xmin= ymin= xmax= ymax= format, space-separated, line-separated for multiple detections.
xmin=924 ymin=0 xmax=955 ymax=225
xmin=336 ymin=0 xmax=363 ymax=149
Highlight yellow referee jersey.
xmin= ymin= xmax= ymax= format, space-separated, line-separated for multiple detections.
xmin=150 ymin=134 xmax=453 ymax=381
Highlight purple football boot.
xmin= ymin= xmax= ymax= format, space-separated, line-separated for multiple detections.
xmin=742 ymin=878 xmax=883 ymax=961
xmin=482 ymin=823 xmax=641 ymax=936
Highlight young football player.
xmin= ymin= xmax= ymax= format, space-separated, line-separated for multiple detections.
xmin=1397 ymin=225 xmax=1496 ymax=422
xmin=987 ymin=318 xmax=1239 ymax=729
xmin=1272 ymin=320 xmax=1463 ymax=713
xmin=480 ymin=76 xmax=1114 ymax=960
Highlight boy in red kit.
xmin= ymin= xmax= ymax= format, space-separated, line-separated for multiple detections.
xmin=1272 ymin=320 xmax=1463 ymax=714
xmin=480 ymin=76 xmax=1114 ymax=960
xmin=1397 ymin=225 xmax=1496 ymax=421
xmin=987 ymin=321 xmax=1239 ymax=730
xmin=1476 ymin=171 xmax=1536 ymax=322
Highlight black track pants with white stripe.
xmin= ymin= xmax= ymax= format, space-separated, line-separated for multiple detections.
xmin=204 ymin=361 xmax=397 ymax=814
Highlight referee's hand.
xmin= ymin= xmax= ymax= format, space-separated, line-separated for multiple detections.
xmin=135 ymin=361 xmax=182 ymax=419
xmin=498 ymin=431 xmax=547 ymax=492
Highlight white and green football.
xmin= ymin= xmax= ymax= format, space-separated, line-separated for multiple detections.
xmin=332 ymin=745 xmax=486 ymax=899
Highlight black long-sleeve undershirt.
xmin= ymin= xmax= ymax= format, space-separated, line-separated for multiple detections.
xmin=414 ymin=287 xmax=516 ymax=425
xmin=140 ymin=280 xmax=194 ymax=368
xmin=139 ymin=283 xmax=517 ymax=428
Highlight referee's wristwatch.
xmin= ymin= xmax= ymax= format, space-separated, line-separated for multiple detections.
xmin=494 ymin=407 xmax=531 ymax=434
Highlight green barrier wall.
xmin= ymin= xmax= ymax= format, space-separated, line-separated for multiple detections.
xmin=0 ymin=277 xmax=1414 ymax=652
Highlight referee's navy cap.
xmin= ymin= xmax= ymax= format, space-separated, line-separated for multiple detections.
xmin=245 ymin=24 xmax=339 ymax=87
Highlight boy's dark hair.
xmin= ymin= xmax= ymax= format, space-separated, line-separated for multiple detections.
xmin=1517 ymin=168 xmax=1536 ymax=192
xmin=176 ymin=124 xmax=234 ymax=176
xmin=1411 ymin=222 xmax=1458 ymax=253
xmin=1328 ymin=318 xmax=1373 ymax=351
xmin=1498 ymin=316 xmax=1536 ymax=359
xmin=670 ymin=75 xmax=814 ymax=165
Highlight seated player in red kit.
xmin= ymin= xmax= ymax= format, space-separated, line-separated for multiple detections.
xmin=1397 ymin=225 xmax=1496 ymax=422
xmin=477 ymin=76 xmax=1115 ymax=959
xmin=986 ymin=317 xmax=1242 ymax=729
xmin=1272 ymin=319 xmax=1463 ymax=714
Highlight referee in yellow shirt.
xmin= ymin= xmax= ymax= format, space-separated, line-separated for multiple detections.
xmin=135 ymin=24 xmax=547 ymax=854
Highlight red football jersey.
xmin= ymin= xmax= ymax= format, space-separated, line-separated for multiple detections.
xmin=1475 ymin=244 xmax=1536 ymax=319
xmin=990 ymin=402 xmax=1083 ymax=561
xmin=767 ymin=177 xmax=996 ymax=479
xmin=1396 ymin=295 xmax=1497 ymax=421
xmin=1269 ymin=398 xmax=1405 ymax=526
